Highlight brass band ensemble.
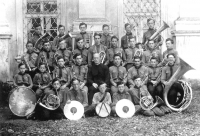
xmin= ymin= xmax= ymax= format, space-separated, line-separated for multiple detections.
xmin=10 ymin=19 xmax=193 ymax=120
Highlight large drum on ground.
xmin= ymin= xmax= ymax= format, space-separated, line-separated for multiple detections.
xmin=95 ymin=102 xmax=111 ymax=117
xmin=116 ymin=99 xmax=135 ymax=118
xmin=9 ymin=86 xmax=37 ymax=117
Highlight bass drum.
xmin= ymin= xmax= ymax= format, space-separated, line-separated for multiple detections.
xmin=166 ymin=80 xmax=192 ymax=112
xmin=9 ymin=86 xmax=37 ymax=117
xmin=95 ymin=102 xmax=111 ymax=117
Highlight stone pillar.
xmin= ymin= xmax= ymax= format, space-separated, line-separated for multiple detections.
xmin=0 ymin=2 xmax=12 ymax=81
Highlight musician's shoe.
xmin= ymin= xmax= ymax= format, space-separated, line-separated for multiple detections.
xmin=142 ymin=110 xmax=155 ymax=116
xmin=26 ymin=112 xmax=36 ymax=120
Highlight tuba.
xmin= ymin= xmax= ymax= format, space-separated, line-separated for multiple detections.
xmin=163 ymin=58 xmax=194 ymax=112
xmin=35 ymin=32 xmax=51 ymax=50
xmin=99 ymin=51 xmax=106 ymax=64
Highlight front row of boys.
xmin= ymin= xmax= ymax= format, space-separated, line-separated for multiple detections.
xmin=14 ymin=50 xmax=176 ymax=120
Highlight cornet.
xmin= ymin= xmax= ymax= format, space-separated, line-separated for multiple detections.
xmin=99 ymin=51 xmax=106 ymax=64
xmin=134 ymin=49 xmax=143 ymax=57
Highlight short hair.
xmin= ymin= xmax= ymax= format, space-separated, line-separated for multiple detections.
xmin=59 ymin=39 xmax=66 ymax=43
xmin=133 ymin=75 xmax=141 ymax=81
xmin=165 ymin=38 xmax=174 ymax=44
xmin=134 ymin=56 xmax=142 ymax=61
xmin=150 ymin=57 xmax=158 ymax=62
xmin=98 ymin=81 xmax=106 ymax=87
xmin=76 ymin=37 xmax=84 ymax=43
xmin=113 ymin=53 xmax=121 ymax=59
xmin=147 ymin=18 xmax=155 ymax=23
xmin=43 ymin=40 xmax=50 ymax=45
xmin=167 ymin=53 xmax=176 ymax=58
xmin=38 ymin=62 xmax=47 ymax=68
xmin=102 ymin=24 xmax=109 ymax=29
xmin=71 ymin=78 xmax=80 ymax=84
xmin=135 ymin=42 xmax=142 ymax=48
xmin=128 ymin=36 xmax=136 ymax=41
xmin=125 ymin=23 xmax=130 ymax=28
xmin=57 ymin=56 xmax=64 ymax=61
xmin=94 ymin=32 xmax=102 ymax=38
xmin=18 ymin=63 xmax=25 ymax=68
xmin=148 ymin=39 xmax=155 ymax=43
xmin=117 ymin=81 xmax=124 ymax=86
xmin=111 ymin=35 xmax=119 ymax=41
xmin=79 ymin=22 xmax=87 ymax=28
xmin=26 ymin=41 xmax=34 ymax=47
xmin=58 ymin=25 xmax=65 ymax=29
xmin=34 ymin=24 xmax=41 ymax=29
xmin=52 ymin=78 xmax=60 ymax=84
xmin=73 ymin=53 xmax=82 ymax=59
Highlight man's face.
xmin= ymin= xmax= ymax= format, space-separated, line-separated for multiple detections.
xmin=58 ymin=59 xmax=65 ymax=67
xmin=72 ymin=80 xmax=80 ymax=91
xmin=168 ymin=55 xmax=175 ymax=64
xmin=118 ymin=84 xmax=125 ymax=93
xmin=150 ymin=59 xmax=157 ymax=67
xmin=79 ymin=24 xmax=87 ymax=33
xmin=134 ymin=78 xmax=142 ymax=87
xmin=134 ymin=58 xmax=141 ymax=67
xmin=103 ymin=26 xmax=109 ymax=35
xmin=35 ymin=26 xmax=42 ymax=35
xmin=75 ymin=55 xmax=82 ymax=65
xmin=129 ymin=38 xmax=136 ymax=48
xmin=99 ymin=83 xmax=106 ymax=94
xmin=111 ymin=38 xmax=118 ymax=48
xmin=53 ymin=81 xmax=61 ymax=90
xmin=43 ymin=42 xmax=50 ymax=51
xmin=148 ymin=20 xmax=155 ymax=29
xmin=59 ymin=41 xmax=67 ymax=49
xmin=26 ymin=43 xmax=34 ymax=52
xmin=125 ymin=25 xmax=131 ymax=33
xmin=58 ymin=27 xmax=65 ymax=35
xmin=166 ymin=41 xmax=173 ymax=50
xmin=93 ymin=54 xmax=100 ymax=64
xmin=114 ymin=56 xmax=121 ymax=66
xmin=39 ymin=65 xmax=46 ymax=73
xmin=77 ymin=39 xmax=84 ymax=49
xmin=148 ymin=41 xmax=155 ymax=49
xmin=19 ymin=65 xmax=26 ymax=74
xmin=94 ymin=35 xmax=101 ymax=45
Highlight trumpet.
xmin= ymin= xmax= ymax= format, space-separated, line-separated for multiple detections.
xmin=99 ymin=51 xmax=106 ymax=64
xmin=23 ymin=55 xmax=32 ymax=71
xmin=134 ymin=48 xmax=143 ymax=57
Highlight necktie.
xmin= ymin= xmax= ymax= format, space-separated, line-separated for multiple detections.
xmin=59 ymin=67 xmax=62 ymax=78
xmin=170 ymin=65 xmax=173 ymax=77
xmin=41 ymin=72 xmax=44 ymax=84
xmin=117 ymin=66 xmax=120 ymax=81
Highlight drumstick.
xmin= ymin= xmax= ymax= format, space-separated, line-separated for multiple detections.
xmin=103 ymin=103 xmax=110 ymax=116
xmin=98 ymin=103 xmax=104 ymax=116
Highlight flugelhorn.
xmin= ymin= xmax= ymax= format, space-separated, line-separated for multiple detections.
xmin=99 ymin=51 xmax=106 ymax=64
xmin=134 ymin=49 xmax=143 ymax=57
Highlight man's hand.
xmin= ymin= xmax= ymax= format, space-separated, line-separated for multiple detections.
xmin=85 ymin=43 xmax=90 ymax=49
xmin=92 ymin=83 xmax=98 ymax=88
xmin=163 ymin=81 xmax=168 ymax=86
xmin=32 ymin=67 xmax=37 ymax=71
xmin=80 ymin=83 xmax=85 ymax=89
xmin=113 ymin=83 xmax=117 ymax=87
xmin=61 ymin=84 xmax=67 ymax=90
xmin=151 ymin=80 xmax=157 ymax=85
xmin=66 ymin=100 xmax=71 ymax=104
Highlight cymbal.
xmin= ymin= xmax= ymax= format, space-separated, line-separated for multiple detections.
xmin=95 ymin=102 xmax=111 ymax=117
xmin=115 ymin=99 xmax=135 ymax=118
xmin=63 ymin=101 xmax=84 ymax=120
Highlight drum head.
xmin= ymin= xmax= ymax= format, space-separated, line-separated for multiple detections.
xmin=116 ymin=99 xmax=135 ymax=118
xmin=95 ymin=103 xmax=111 ymax=117
xmin=63 ymin=101 xmax=84 ymax=120
xmin=9 ymin=87 xmax=36 ymax=117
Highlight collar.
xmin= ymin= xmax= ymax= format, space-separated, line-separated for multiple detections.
xmin=18 ymin=72 xmax=26 ymax=76
xmin=80 ymin=31 xmax=86 ymax=35
xmin=135 ymin=65 xmax=142 ymax=69
xmin=126 ymin=32 xmax=132 ymax=36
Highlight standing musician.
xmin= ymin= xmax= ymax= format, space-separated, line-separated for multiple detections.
xmin=53 ymin=56 xmax=70 ymax=91
xmin=111 ymin=81 xmax=132 ymax=116
xmin=142 ymin=39 xmax=162 ymax=66
xmin=142 ymin=18 xmax=163 ymax=50
xmin=76 ymin=22 xmax=91 ymax=49
xmin=52 ymin=25 xmax=72 ymax=51
xmin=109 ymin=54 xmax=128 ymax=95
xmin=124 ymin=36 xmax=138 ymax=70
xmin=121 ymin=23 xmax=133 ymax=50
xmin=105 ymin=36 xmax=126 ymax=67
xmin=33 ymin=63 xmax=52 ymax=100
xmin=36 ymin=40 xmax=55 ymax=73
xmin=13 ymin=63 xmax=33 ymax=89
xmin=161 ymin=38 xmax=180 ymax=66
xmin=72 ymin=37 xmax=88 ymax=65
xmin=88 ymin=33 xmax=108 ymax=66
xmin=70 ymin=53 xmax=88 ymax=102
xmin=55 ymin=40 xmax=72 ymax=67
xmin=127 ymin=56 xmax=148 ymax=88
xmin=87 ymin=53 xmax=110 ymax=105
xmin=101 ymin=24 xmax=112 ymax=49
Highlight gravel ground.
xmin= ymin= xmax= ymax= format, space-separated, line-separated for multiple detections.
xmin=0 ymin=89 xmax=200 ymax=136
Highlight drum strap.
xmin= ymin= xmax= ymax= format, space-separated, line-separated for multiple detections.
xmin=100 ymin=92 xmax=107 ymax=103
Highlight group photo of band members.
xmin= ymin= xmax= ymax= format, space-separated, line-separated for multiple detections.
xmin=12 ymin=18 xmax=193 ymax=121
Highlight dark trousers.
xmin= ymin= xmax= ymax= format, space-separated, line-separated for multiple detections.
xmin=147 ymin=82 xmax=163 ymax=101
xmin=88 ymin=86 xmax=99 ymax=105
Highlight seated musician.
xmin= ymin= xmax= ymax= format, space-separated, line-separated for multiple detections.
xmin=127 ymin=56 xmax=148 ymax=88
xmin=121 ymin=23 xmax=133 ymax=50
xmin=147 ymin=57 xmax=163 ymax=100
xmin=37 ymin=40 xmax=55 ymax=73
xmin=13 ymin=63 xmax=33 ymax=88
xmin=52 ymin=25 xmax=72 ymax=51
xmin=87 ymin=53 xmax=110 ymax=105
xmin=88 ymin=33 xmax=108 ymax=67
xmin=72 ymin=37 xmax=88 ymax=65
xmin=53 ymin=57 xmax=70 ymax=91
xmin=109 ymin=54 xmax=128 ymax=95
xmin=85 ymin=81 xmax=112 ymax=116
xmin=33 ymin=63 xmax=52 ymax=100
xmin=29 ymin=24 xmax=43 ymax=50
xmin=35 ymin=78 xmax=66 ymax=120
xmin=124 ymin=36 xmax=138 ymax=70
xmin=76 ymin=22 xmax=90 ymax=49
xmin=161 ymin=38 xmax=180 ymax=66
xmin=142 ymin=39 xmax=162 ymax=66
xmin=55 ymin=40 xmax=72 ymax=66
xmin=161 ymin=53 xmax=183 ymax=105
xmin=101 ymin=24 xmax=112 ymax=49
xmin=104 ymin=36 xmax=126 ymax=67
xmin=70 ymin=53 xmax=88 ymax=101
xmin=111 ymin=81 xmax=131 ymax=116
